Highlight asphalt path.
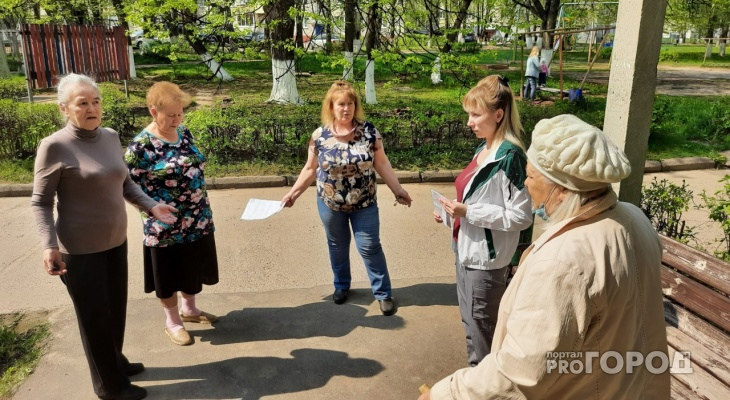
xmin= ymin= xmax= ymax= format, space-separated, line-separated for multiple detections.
xmin=1 ymin=183 xmax=459 ymax=315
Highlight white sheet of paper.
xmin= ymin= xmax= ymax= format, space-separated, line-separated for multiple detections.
xmin=431 ymin=189 xmax=453 ymax=229
xmin=240 ymin=198 xmax=284 ymax=220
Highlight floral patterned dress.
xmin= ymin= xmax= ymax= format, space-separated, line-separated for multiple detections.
xmin=124 ymin=126 xmax=215 ymax=247
xmin=315 ymin=120 xmax=379 ymax=212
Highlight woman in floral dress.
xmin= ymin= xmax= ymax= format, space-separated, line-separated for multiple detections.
xmin=125 ymin=82 xmax=219 ymax=346
xmin=281 ymin=80 xmax=412 ymax=316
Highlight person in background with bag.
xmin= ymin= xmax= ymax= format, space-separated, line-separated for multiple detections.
xmin=281 ymin=80 xmax=412 ymax=316
xmin=434 ymin=75 xmax=533 ymax=367
xmin=125 ymin=81 xmax=220 ymax=347
xmin=421 ymin=114 xmax=669 ymax=399
xmin=32 ymin=73 xmax=178 ymax=400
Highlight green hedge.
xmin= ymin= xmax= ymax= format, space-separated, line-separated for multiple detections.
xmin=0 ymin=79 xmax=26 ymax=100
xmin=0 ymin=100 xmax=62 ymax=160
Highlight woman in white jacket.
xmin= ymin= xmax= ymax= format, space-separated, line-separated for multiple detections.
xmin=422 ymin=115 xmax=670 ymax=400
xmin=435 ymin=75 xmax=533 ymax=366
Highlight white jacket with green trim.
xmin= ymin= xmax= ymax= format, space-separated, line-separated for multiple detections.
xmin=453 ymin=140 xmax=533 ymax=270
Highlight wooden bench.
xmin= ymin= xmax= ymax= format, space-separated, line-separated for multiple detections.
xmin=660 ymin=235 xmax=730 ymax=399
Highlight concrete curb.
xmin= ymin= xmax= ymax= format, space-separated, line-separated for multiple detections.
xmin=2 ymin=158 xmax=727 ymax=198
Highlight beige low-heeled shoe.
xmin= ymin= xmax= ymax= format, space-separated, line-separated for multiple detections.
xmin=180 ymin=310 xmax=219 ymax=324
xmin=165 ymin=327 xmax=193 ymax=346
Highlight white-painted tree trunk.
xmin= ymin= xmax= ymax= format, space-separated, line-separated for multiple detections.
xmin=343 ymin=51 xmax=354 ymax=80
xmin=365 ymin=59 xmax=377 ymax=104
xmin=705 ymin=42 xmax=713 ymax=58
xmin=200 ymin=53 xmax=233 ymax=81
xmin=268 ymin=58 xmax=302 ymax=104
xmin=526 ymin=36 xmax=533 ymax=48
xmin=431 ymin=56 xmax=442 ymax=84
xmin=536 ymin=36 xmax=544 ymax=49
xmin=127 ymin=46 xmax=137 ymax=79
xmin=458 ymin=32 xmax=465 ymax=43
xmin=353 ymin=39 xmax=361 ymax=54
xmin=720 ymin=42 xmax=726 ymax=57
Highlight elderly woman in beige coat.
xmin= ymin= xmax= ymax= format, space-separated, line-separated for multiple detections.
xmin=421 ymin=114 xmax=670 ymax=399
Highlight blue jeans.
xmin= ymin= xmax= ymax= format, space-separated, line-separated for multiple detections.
xmin=525 ymin=76 xmax=537 ymax=100
xmin=317 ymin=197 xmax=392 ymax=299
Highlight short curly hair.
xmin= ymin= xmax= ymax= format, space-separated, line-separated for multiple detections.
xmin=146 ymin=81 xmax=192 ymax=110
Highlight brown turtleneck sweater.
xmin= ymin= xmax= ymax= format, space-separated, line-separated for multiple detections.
xmin=31 ymin=123 xmax=159 ymax=255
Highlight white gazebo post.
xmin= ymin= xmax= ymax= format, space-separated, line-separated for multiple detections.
xmin=602 ymin=0 xmax=668 ymax=205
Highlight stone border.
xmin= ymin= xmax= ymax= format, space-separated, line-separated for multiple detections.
xmin=2 ymin=158 xmax=727 ymax=198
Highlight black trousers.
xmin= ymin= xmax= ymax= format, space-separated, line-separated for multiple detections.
xmin=60 ymin=241 xmax=132 ymax=398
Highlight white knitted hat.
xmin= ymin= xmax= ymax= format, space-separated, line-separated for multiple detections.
xmin=526 ymin=114 xmax=631 ymax=192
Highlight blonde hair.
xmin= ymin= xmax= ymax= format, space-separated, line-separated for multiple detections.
xmin=320 ymin=80 xmax=365 ymax=127
xmin=529 ymin=46 xmax=540 ymax=57
xmin=146 ymin=81 xmax=192 ymax=110
xmin=463 ymin=75 xmax=525 ymax=151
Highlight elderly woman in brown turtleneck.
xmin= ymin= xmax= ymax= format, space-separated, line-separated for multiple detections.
xmin=31 ymin=73 xmax=176 ymax=400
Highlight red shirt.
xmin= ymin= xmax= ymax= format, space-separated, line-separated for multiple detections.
xmin=453 ymin=157 xmax=480 ymax=241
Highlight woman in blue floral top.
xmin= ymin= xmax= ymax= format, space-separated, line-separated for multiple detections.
xmin=281 ymin=80 xmax=412 ymax=316
xmin=125 ymin=82 xmax=219 ymax=346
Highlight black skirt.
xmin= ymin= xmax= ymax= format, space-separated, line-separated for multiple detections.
xmin=143 ymin=233 xmax=219 ymax=298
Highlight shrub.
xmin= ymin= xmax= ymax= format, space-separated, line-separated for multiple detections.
xmin=0 ymin=100 xmax=63 ymax=161
xmin=699 ymin=175 xmax=730 ymax=261
xmin=641 ymin=177 xmax=696 ymax=243
xmin=0 ymin=79 xmax=26 ymax=100
xmin=659 ymin=49 xmax=679 ymax=62
xmin=598 ymin=46 xmax=612 ymax=60
xmin=98 ymin=83 xmax=143 ymax=141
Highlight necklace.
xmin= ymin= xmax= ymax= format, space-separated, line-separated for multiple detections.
xmin=331 ymin=123 xmax=355 ymax=138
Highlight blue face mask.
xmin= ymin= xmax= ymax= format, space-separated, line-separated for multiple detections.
xmin=533 ymin=185 xmax=558 ymax=221
xmin=534 ymin=204 xmax=549 ymax=221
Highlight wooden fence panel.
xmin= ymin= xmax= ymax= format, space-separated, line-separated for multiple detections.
xmin=20 ymin=23 xmax=129 ymax=89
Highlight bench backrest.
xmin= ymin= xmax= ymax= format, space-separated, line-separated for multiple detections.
xmin=660 ymin=235 xmax=730 ymax=398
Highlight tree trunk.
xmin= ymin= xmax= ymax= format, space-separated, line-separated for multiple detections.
xmin=720 ymin=27 xmax=728 ymax=57
xmin=188 ymin=39 xmax=233 ymax=81
xmin=267 ymin=0 xmax=302 ymax=104
xmin=441 ymin=0 xmax=473 ymax=53
xmin=295 ymin=0 xmax=304 ymax=48
xmin=544 ymin=0 xmax=560 ymax=47
xmin=364 ymin=1 xmax=379 ymax=104
xmin=343 ymin=0 xmax=356 ymax=79
xmin=705 ymin=27 xmax=714 ymax=58
xmin=344 ymin=0 xmax=356 ymax=53
xmin=0 ymin=43 xmax=10 ymax=77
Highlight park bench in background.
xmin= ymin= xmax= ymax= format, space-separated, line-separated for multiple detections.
xmin=660 ymin=235 xmax=730 ymax=399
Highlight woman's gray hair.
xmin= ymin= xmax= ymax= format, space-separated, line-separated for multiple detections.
xmin=57 ymin=73 xmax=99 ymax=105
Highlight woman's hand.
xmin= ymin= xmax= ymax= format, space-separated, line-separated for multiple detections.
xmin=150 ymin=204 xmax=178 ymax=224
xmin=439 ymin=198 xmax=467 ymax=218
xmin=393 ymin=187 xmax=412 ymax=207
xmin=43 ymin=248 xmax=67 ymax=276
xmin=433 ymin=210 xmax=443 ymax=224
xmin=417 ymin=390 xmax=431 ymax=400
xmin=281 ymin=192 xmax=296 ymax=208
